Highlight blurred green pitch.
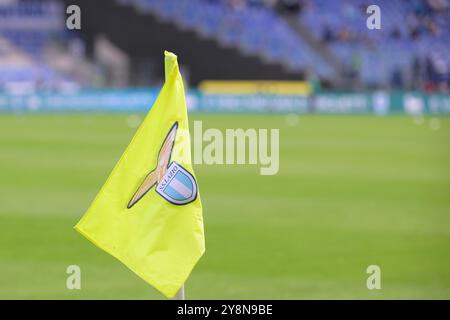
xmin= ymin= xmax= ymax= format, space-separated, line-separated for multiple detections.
xmin=0 ymin=114 xmax=449 ymax=299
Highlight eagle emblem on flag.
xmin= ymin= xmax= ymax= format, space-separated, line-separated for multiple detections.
xmin=127 ymin=121 xmax=197 ymax=208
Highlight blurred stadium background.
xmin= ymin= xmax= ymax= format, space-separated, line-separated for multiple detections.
xmin=0 ymin=0 xmax=449 ymax=299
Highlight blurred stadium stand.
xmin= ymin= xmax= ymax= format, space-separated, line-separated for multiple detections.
xmin=125 ymin=0 xmax=334 ymax=78
xmin=299 ymin=0 xmax=450 ymax=91
xmin=0 ymin=0 xmax=84 ymax=92
xmin=0 ymin=0 xmax=449 ymax=93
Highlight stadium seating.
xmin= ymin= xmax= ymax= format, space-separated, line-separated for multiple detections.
xmin=300 ymin=0 xmax=449 ymax=86
xmin=130 ymin=0 xmax=334 ymax=77
xmin=1 ymin=0 xmax=448 ymax=90
xmin=0 ymin=0 xmax=77 ymax=91
xmin=127 ymin=0 xmax=449 ymax=87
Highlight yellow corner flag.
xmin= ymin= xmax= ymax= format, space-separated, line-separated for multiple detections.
xmin=75 ymin=51 xmax=205 ymax=299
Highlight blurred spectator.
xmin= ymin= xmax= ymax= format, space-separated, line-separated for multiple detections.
xmin=391 ymin=67 xmax=403 ymax=88
xmin=277 ymin=0 xmax=302 ymax=14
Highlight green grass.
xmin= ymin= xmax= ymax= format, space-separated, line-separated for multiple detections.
xmin=0 ymin=113 xmax=449 ymax=299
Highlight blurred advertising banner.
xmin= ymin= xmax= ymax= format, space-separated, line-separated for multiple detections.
xmin=198 ymin=81 xmax=312 ymax=95
xmin=0 ymin=89 xmax=449 ymax=114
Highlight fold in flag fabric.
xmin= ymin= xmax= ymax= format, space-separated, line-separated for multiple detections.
xmin=75 ymin=51 xmax=205 ymax=298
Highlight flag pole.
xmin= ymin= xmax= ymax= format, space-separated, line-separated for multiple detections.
xmin=173 ymin=285 xmax=185 ymax=300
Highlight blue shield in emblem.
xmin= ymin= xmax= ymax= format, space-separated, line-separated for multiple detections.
xmin=156 ymin=162 xmax=197 ymax=205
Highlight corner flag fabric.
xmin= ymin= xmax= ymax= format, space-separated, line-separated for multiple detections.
xmin=75 ymin=51 xmax=205 ymax=298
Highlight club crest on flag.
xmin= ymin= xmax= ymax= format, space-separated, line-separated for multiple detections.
xmin=156 ymin=162 xmax=197 ymax=205
xmin=127 ymin=121 xmax=198 ymax=208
